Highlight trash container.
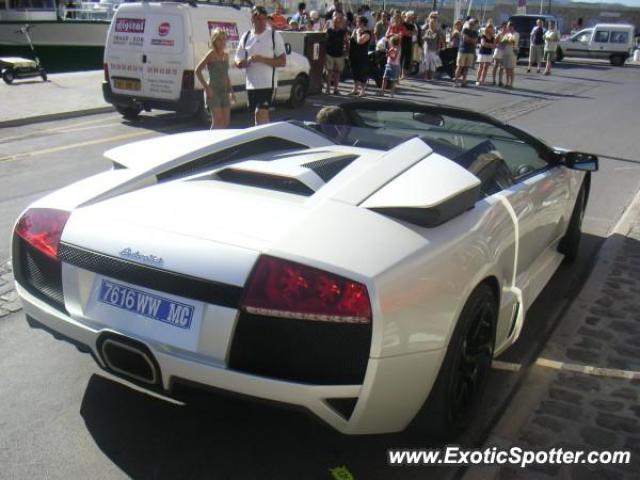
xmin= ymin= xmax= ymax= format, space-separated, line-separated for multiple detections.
xmin=280 ymin=31 xmax=325 ymax=95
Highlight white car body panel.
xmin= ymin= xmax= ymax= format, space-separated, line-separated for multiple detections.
xmin=13 ymin=113 xmax=589 ymax=435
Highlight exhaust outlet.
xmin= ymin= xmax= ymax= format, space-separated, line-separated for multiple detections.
xmin=99 ymin=336 xmax=159 ymax=386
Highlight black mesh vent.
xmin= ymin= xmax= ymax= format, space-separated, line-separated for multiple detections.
xmin=325 ymin=398 xmax=359 ymax=420
xmin=229 ymin=313 xmax=371 ymax=385
xmin=12 ymin=236 xmax=66 ymax=312
xmin=216 ymin=169 xmax=314 ymax=196
xmin=157 ymin=137 xmax=307 ymax=182
xmin=57 ymin=243 xmax=243 ymax=308
xmin=302 ymin=155 xmax=357 ymax=182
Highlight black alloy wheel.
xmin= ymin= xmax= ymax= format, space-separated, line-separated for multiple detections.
xmin=447 ymin=296 xmax=496 ymax=430
xmin=287 ymin=75 xmax=308 ymax=108
xmin=409 ymin=283 xmax=497 ymax=440
xmin=2 ymin=68 xmax=15 ymax=84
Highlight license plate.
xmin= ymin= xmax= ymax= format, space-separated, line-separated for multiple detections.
xmin=113 ymin=78 xmax=141 ymax=91
xmin=98 ymin=280 xmax=194 ymax=329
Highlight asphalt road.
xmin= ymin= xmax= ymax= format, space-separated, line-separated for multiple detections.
xmin=1 ymin=59 xmax=639 ymax=480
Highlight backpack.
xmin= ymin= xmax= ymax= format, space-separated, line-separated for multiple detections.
xmin=241 ymin=29 xmax=277 ymax=91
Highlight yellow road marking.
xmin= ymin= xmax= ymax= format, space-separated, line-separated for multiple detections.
xmin=0 ymin=130 xmax=159 ymax=163
xmin=536 ymin=357 xmax=640 ymax=380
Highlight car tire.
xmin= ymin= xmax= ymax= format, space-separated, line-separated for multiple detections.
xmin=287 ymin=74 xmax=308 ymax=109
xmin=556 ymin=47 xmax=564 ymax=62
xmin=610 ymin=54 xmax=625 ymax=67
xmin=409 ymin=283 xmax=497 ymax=440
xmin=116 ymin=105 xmax=142 ymax=121
xmin=2 ymin=69 xmax=15 ymax=84
xmin=40 ymin=70 xmax=47 ymax=82
xmin=558 ymin=183 xmax=587 ymax=263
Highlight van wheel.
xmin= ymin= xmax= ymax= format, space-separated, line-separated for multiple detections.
xmin=610 ymin=55 xmax=625 ymax=67
xmin=40 ymin=70 xmax=47 ymax=82
xmin=409 ymin=283 xmax=497 ymax=440
xmin=2 ymin=69 xmax=15 ymax=84
xmin=555 ymin=47 xmax=564 ymax=62
xmin=288 ymin=75 xmax=308 ymax=108
xmin=116 ymin=106 xmax=142 ymax=121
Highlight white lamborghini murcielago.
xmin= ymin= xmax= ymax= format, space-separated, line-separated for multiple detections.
xmin=12 ymin=101 xmax=597 ymax=436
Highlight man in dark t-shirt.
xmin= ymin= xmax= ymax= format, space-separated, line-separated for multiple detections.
xmin=528 ymin=18 xmax=545 ymax=73
xmin=324 ymin=11 xmax=348 ymax=95
xmin=454 ymin=18 xmax=479 ymax=87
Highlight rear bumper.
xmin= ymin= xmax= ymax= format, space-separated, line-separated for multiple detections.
xmin=102 ymin=81 xmax=201 ymax=114
xmin=16 ymin=281 xmax=445 ymax=435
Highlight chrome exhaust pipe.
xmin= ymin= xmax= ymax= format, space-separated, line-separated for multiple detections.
xmin=100 ymin=337 xmax=158 ymax=386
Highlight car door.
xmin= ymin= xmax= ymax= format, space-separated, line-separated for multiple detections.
xmin=591 ymin=29 xmax=610 ymax=60
xmin=566 ymin=28 xmax=592 ymax=58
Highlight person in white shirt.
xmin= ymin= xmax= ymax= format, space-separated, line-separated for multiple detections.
xmin=235 ymin=5 xmax=287 ymax=125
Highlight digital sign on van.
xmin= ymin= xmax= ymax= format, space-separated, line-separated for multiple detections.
xmin=115 ymin=18 xmax=146 ymax=33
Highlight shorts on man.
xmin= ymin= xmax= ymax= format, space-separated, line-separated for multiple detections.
xmin=529 ymin=45 xmax=544 ymax=64
xmin=248 ymin=88 xmax=274 ymax=111
xmin=457 ymin=52 xmax=475 ymax=68
xmin=325 ymin=55 xmax=345 ymax=73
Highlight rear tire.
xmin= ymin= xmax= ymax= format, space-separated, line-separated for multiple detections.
xmin=610 ymin=54 xmax=625 ymax=67
xmin=116 ymin=105 xmax=142 ymax=121
xmin=559 ymin=184 xmax=587 ymax=263
xmin=409 ymin=283 xmax=497 ymax=440
xmin=40 ymin=70 xmax=47 ymax=82
xmin=287 ymin=74 xmax=308 ymax=108
xmin=2 ymin=69 xmax=15 ymax=84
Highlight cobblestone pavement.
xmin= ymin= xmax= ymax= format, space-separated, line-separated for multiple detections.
xmin=467 ymin=191 xmax=640 ymax=479
xmin=0 ymin=259 xmax=19 ymax=318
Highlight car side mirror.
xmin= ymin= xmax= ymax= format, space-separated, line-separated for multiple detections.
xmin=285 ymin=43 xmax=292 ymax=55
xmin=564 ymin=151 xmax=599 ymax=171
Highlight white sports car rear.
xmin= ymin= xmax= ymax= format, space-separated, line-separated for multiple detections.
xmin=12 ymin=101 xmax=597 ymax=436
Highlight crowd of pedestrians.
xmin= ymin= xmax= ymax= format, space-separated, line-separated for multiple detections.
xmin=269 ymin=1 xmax=562 ymax=95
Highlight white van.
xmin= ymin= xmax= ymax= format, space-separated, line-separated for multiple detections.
xmin=103 ymin=1 xmax=311 ymax=119
xmin=558 ymin=23 xmax=636 ymax=66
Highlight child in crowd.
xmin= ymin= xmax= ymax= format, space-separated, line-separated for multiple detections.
xmin=380 ymin=35 xmax=400 ymax=97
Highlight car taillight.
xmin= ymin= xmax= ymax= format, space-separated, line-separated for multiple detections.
xmin=15 ymin=209 xmax=70 ymax=260
xmin=104 ymin=63 xmax=110 ymax=82
xmin=181 ymin=70 xmax=194 ymax=91
xmin=241 ymin=255 xmax=371 ymax=324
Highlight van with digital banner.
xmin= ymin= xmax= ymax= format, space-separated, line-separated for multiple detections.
xmin=103 ymin=1 xmax=310 ymax=120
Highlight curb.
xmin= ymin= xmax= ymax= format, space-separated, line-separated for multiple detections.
xmin=0 ymin=106 xmax=115 ymax=129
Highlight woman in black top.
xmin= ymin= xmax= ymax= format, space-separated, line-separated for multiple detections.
xmin=349 ymin=15 xmax=371 ymax=96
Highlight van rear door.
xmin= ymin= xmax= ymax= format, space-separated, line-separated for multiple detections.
xmin=106 ymin=13 xmax=146 ymax=96
xmin=142 ymin=13 xmax=188 ymax=100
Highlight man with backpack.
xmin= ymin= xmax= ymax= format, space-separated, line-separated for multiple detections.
xmin=235 ymin=5 xmax=287 ymax=125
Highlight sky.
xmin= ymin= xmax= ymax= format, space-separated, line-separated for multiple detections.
xmin=575 ymin=0 xmax=640 ymax=6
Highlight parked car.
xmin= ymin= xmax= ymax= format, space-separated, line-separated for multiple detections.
xmin=102 ymin=1 xmax=310 ymax=120
xmin=558 ymin=23 xmax=636 ymax=66
xmin=508 ymin=14 xmax=559 ymax=58
xmin=13 ymin=100 xmax=597 ymax=438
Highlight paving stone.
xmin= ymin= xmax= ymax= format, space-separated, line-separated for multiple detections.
xmin=596 ymin=413 xmax=640 ymax=434
xmin=520 ymin=429 xmax=553 ymax=447
xmin=0 ymin=282 xmax=15 ymax=296
xmin=611 ymin=388 xmax=638 ymax=402
xmin=528 ymin=462 xmax=561 ymax=477
xmin=589 ymin=307 xmax=626 ymax=319
xmin=626 ymin=336 xmax=640 ymax=347
xmin=614 ymin=345 xmax=640 ymax=358
xmin=538 ymin=401 xmax=582 ymax=421
xmin=2 ymin=302 xmax=21 ymax=313
xmin=591 ymin=399 xmax=625 ymax=413
xmin=630 ymin=406 xmax=640 ymax=419
xmin=580 ymin=426 xmax=618 ymax=448
xmin=532 ymin=415 xmax=566 ymax=433
xmin=608 ymin=320 xmax=637 ymax=335
xmin=585 ymin=316 xmax=601 ymax=326
xmin=557 ymin=373 xmax=601 ymax=393
xmin=0 ymin=307 xmax=10 ymax=318
xmin=577 ymin=327 xmax=614 ymax=342
xmin=623 ymin=436 xmax=640 ymax=453
xmin=0 ymin=291 xmax=17 ymax=303
xmin=570 ymin=466 xmax=623 ymax=480
xmin=595 ymin=297 xmax=614 ymax=308
xmin=548 ymin=388 xmax=583 ymax=405
xmin=566 ymin=348 xmax=600 ymax=364
xmin=575 ymin=337 xmax=603 ymax=350
xmin=606 ymin=356 xmax=634 ymax=371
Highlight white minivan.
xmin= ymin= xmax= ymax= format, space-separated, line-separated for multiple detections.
xmin=558 ymin=23 xmax=636 ymax=66
xmin=103 ymin=1 xmax=311 ymax=120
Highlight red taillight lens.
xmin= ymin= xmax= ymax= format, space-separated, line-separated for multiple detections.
xmin=181 ymin=70 xmax=194 ymax=91
xmin=15 ymin=208 xmax=70 ymax=260
xmin=241 ymin=255 xmax=372 ymax=324
xmin=104 ymin=62 xmax=110 ymax=82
